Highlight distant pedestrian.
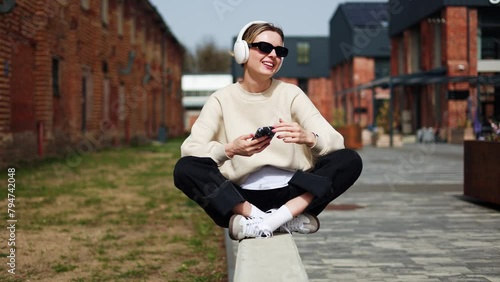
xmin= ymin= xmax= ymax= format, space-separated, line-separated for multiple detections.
xmin=173 ymin=21 xmax=362 ymax=240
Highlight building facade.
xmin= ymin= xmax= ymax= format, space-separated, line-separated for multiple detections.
xmin=0 ymin=0 xmax=184 ymax=167
xmin=389 ymin=0 xmax=500 ymax=141
xmin=329 ymin=2 xmax=391 ymax=128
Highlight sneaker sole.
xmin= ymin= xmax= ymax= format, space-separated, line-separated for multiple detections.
xmin=306 ymin=213 xmax=320 ymax=234
xmin=228 ymin=214 xmax=243 ymax=240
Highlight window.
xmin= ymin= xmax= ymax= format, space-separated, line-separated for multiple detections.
xmin=479 ymin=27 xmax=500 ymax=59
xmin=478 ymin=28 xmax=482 ymax=59
xmin=433 ymin=22 xmax=442 ymax=68
xmin=118 ymin=84 xmax=126 ymax=121
xmin=101 ymin=0 xmax=109 ymax=26
xmin=142 ymin=88 xmax=147 ymax=123
xmin=102 ymin=61 xmax=110 ymax=121
xmin=297 ymin=42 xmax=310 ymax=64
xmin=478 ymin=8 xmax=500 ymax=60
xmin=141 ymin=27 xmax=147 ymax=51
xmin=409 ymin=27 xmax=421 ymax=73
xmin=434 ymin=85 xmax=442 ymax=124
xmin=103 ymin=78 xmax=110 ymax=121
xmin=81 ymin=66 xmax=93 ymax=132
xmin=167 ymin=80 xmax=172 ymax=96
xmin=146 ymin=31 xmax=153 ymax=62
xmin=375 ymin=59 xmax=390 ymax=79
xmin=130 ymin=16 xmax=136 ymax=44
xmin=52 ymin=57 xmax=60 ymax=97
xmin=117 ymin=0 xmax=124 ymax=36
xmin=81 ymin=0 xmax=89 ymax=10
xmin=397 ymin=37 xmax=405 ymax=75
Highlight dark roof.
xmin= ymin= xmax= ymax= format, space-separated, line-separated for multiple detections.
xmin=329 ymin=2 xmax=390 ymax=67
xmin=340 ymin=2 xmax=390 ymax=27
xmin=389 ymin=0 xmax=500 ymax=36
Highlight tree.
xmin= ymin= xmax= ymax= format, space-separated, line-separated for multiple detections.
xmin=193 ymin=37 xmax=231 ymax=73
xmin=183 ymin=50 xmax=197 ymax=73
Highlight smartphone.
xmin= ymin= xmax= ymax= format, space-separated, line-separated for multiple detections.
xmin=252 ymin=126 xmax=275 ymax=140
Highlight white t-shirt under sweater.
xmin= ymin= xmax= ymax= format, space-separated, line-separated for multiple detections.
xmin=180 ymin=79 xmax=345 ymax=186
xmin=240 ymin=166 xmax=295 ymax=190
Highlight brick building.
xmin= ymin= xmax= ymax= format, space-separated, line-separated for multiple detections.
xmin=329 ymin=2 xmax=391 ymax=128
xmin=388 ymin=0 xmax=500 ymax=141
xmin=232 ymin=36 xmax=334 ymax=122
xmin=0 ymin=0 xmax=184 ymax=167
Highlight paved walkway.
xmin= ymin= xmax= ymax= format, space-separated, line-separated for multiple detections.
xmin=226 ymin=143 xmax=500 ymax=281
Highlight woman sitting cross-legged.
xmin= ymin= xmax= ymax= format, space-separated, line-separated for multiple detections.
xmin=173 ymin=20 xmax=363 ymax=240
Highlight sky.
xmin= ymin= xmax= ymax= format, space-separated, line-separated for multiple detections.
xmin=148 ymin=0 xmax=385 ymax=53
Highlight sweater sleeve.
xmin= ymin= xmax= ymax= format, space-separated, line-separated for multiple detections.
xmin=290 ymin=89 xmax=345 ymax=157
xmin=180 ymin=95 xmax=230 ymax=166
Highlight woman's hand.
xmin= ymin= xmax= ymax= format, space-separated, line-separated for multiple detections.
xmin=272 ymin=118 xmax=317 ymax=147
xmin=224 ymin=134 xmax=272 ymax=158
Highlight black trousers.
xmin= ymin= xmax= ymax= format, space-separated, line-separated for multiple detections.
xmin=173 ymin=149 xmax=363 ymax=228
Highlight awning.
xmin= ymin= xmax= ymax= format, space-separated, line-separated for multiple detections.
xmin=336 ymin=68 xmax=500 ymax=97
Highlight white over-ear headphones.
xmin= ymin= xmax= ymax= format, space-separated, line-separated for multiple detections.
xmin=233 ymin=20 xmax=267 ymax=64
xmin=233 ymin=20 xmax=285 ymax=72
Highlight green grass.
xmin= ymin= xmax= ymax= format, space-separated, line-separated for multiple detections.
xmin=0 ymin=137 xmax=227 ymax=282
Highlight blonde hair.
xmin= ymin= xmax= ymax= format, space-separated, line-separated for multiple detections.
xmin=242 ymin=22 xmax=285 ymax=43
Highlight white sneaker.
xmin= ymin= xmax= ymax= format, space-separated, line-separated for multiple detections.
xmin=278 ymin=213 xmax=320 ymax=234
xmin=229 ymin=215 xmax=272 ymax=240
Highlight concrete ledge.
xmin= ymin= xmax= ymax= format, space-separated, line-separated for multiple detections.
xmin=233 ymin=233 xmax=309 ymax=282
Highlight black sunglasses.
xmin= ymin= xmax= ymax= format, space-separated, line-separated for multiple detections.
xmin=248 ymin=42 xmax=289 ymax=58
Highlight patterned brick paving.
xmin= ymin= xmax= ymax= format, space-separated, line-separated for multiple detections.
xmin=296 ymin=143 xmax=500 ymax=282
xmin=227 ymin=144 xmax=500 ymax=281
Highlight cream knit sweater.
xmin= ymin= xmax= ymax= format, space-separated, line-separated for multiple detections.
xmin=181 ymin=79 xmax=345 ymax=185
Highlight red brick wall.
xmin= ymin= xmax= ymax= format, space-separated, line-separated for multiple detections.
xmin=166 ymin=36 xmax=184 ymax=137
xmin=444 ymin=6 xmax=476 ymax=130
xmin=0 ymin=0 xmax=40 ymax=166
xmin=0 ymin=0 xmax=184 ymax=167
xmin=389 ymin=6 xmax=479 ymax=137
xmin=307 ymin=77 xmax=333 ymax=122
xmin=331 ymin=62 xmax=354 ymax=124
xmin=353 ymin=57 xmax=374 ymax=85
xmin=330 ymin=57 xmax=378 ymax=127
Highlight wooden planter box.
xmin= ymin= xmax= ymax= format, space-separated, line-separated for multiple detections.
xmin=464 ymin=141 xmax=500 ymax=205
xmin=449 ymin=128 xmax=464 ymax=144
xmin=449 ymin=128 xmax=475 ymax=144
xmin=336 ymin=125 xmax=362 ymax=150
